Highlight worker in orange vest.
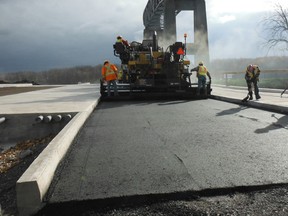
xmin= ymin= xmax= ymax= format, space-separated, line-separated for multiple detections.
xmin=101 ymin=60 xmax=119 ymax=97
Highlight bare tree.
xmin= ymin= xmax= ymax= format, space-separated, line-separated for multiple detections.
xmin=262 ymin=3 xmax=288 ymax=52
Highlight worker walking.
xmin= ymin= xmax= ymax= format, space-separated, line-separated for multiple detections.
xmin=245 ymin=64 xmax=261 ymax=100
xmin=101 ymin=60 xmax=119 ymax=97
xmin=191 ymin=61 xmax=211 ymax=95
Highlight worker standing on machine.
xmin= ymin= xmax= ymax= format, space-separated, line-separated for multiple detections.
xmin=115 ymin=36 xmax=130 ymax=83
xmin=245 ymin=64 xmax=261 ymax=100
xmin=101 ymin=60 xmax=119 ymax=97
xmin=191 ymin=61 xmax=211 ymax=95
xmin=116 ymin=35 xmax=130 ymax=47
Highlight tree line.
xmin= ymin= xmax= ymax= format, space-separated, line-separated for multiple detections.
xmin=0 ymin=64 xmax=107 ymax=85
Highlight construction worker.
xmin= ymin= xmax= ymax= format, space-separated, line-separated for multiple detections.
xmin=191 ymin=61 xmax=211 ymax=95
xmin=101 ymin=60 xmax=119 ymax=97
xmin=116 ymin=35 xmax=130 ymax=47
xmin=118 ymin=69 xmax=123 ymax=83
xmin=245 ymin=64 xmax=261 ymax=100
xmin=114 ymin=36 xmax=130 ymax=65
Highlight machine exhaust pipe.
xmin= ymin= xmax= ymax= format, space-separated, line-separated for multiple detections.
xmin=152 ymin=31 xmax=158 ymax=51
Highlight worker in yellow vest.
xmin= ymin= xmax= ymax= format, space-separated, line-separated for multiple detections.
xmin=191 ymin=61 xmax=211 ymax=95
xmin=118 ymin=69 xmax=123 ymax=83
xmin=116 ymin=35 xmax=130 ymax=47
xmin=245 ymin=64 xmax=261 ymax=100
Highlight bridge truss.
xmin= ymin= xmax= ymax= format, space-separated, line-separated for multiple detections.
xmin=143 ymin=0 xmax=210 ymax=64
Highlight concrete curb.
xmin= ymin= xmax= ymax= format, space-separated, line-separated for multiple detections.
xmin=213 ymin=84 xmax=284 ymax=94
xmin=16 ymin=98 xmax=100 ymax=216
xmin=210 ymin=95 xmax=288 ymax=115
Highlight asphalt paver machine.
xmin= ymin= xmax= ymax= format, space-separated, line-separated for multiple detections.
xmin=100 ymin=32 xmax=211 ymax=99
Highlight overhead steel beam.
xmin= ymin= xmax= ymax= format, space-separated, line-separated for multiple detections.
xmin=143 ymin=0 xmax=210 ymax=64
xmin=143 ymin=0 xmax=165 ymax=29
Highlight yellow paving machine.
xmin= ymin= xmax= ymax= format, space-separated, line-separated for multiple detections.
xmin=100 ymin=32 xmax=211 ymax=99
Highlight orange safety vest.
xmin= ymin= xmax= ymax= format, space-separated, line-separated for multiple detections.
xmin=198 ymin=65 xmax=208 ymax=76
xmin=102 ymin=63 xmax=118 ymax=81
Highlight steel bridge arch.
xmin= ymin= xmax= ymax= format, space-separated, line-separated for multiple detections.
xmin=143 ymin=0 xmax=210 ymax=65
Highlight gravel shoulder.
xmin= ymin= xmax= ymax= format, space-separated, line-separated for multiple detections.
xmin=0 ymin=136 xmax=54 ymax=215
xmin=37 ymin=185 xmax=288 ymax=216
xmin=0 ymin=87 xmax=55 ymax=215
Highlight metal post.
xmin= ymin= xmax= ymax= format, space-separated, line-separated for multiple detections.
xmin=163 ymin=0 xmax=176 ymax=44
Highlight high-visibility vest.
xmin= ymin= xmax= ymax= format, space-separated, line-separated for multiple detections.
xmin=118 ymin=70 xmax=123 ymax=80
xmin=246 ymin=65 xmax=260 ymax=78
xmin=198 ymin=66 xmax=208 ymax=76
xmin=116 ymin=38 xmax=129 ymax=46
xmin=102 ymin=64 xmax=117 ymax=81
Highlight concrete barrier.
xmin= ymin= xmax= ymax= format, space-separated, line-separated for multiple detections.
xmin=16 ymin=99 xmax=99 ymax=216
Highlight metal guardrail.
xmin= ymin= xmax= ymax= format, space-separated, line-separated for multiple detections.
xmin=222 ymin=69 xmax=288 ymax=75
xmin=222 ymin=69 xmax=288 ymax=86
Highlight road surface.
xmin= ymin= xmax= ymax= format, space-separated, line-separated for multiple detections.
xmin=46 ymin=98 xmax=288 ymax=207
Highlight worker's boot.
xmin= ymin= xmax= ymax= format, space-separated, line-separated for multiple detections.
xmin=256 ymin=94 xmax=261 ymax=100
xmin=249 ymin=92 xmax=253 ymax=100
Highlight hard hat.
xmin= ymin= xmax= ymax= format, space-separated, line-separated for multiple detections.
xmin=198 ymin=61 xmax=204 ymax=65
xmin=247 ymin=64 xmax=253 ymax=71
xmin=104 ymin=60 xmax=109 ymax=65
xmin=117 ymin=35 xmax=122 ymax=39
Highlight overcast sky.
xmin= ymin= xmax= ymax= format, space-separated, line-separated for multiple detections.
xmin=0 ymin=0 xmax=287 ymax=72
